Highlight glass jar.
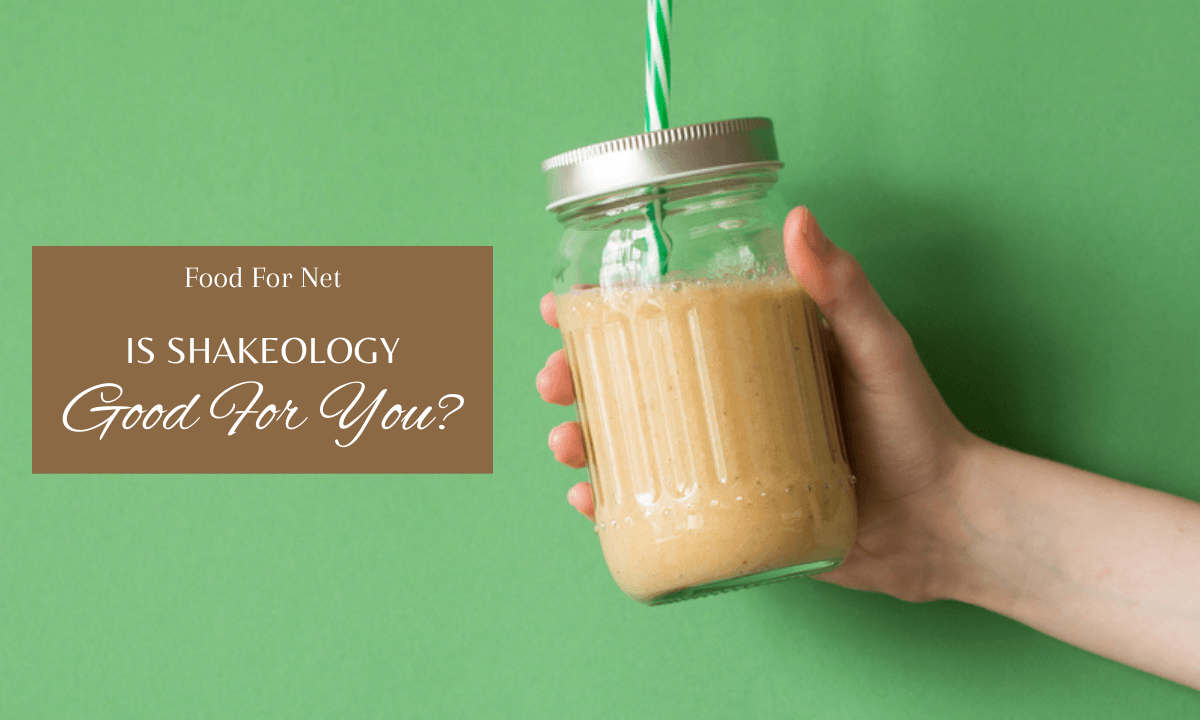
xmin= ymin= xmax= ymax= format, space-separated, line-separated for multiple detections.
xmin=542 ymin=118 xmax=856 ymax=604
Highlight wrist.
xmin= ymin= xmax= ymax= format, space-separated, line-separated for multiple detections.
xmin=924 ymin=434 xmax=1012 ymax=607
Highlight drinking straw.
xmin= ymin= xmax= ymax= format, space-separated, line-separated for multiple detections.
xmin=645 ymin=0 xmax=672 ymax=132
xmin=644 ymin=0 xmax=672 ymax=278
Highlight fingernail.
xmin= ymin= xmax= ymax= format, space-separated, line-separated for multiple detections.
xmin=548 ymin=425 xmax=562 ymax=447
xmin=801 ymin=207 xmax=829 ymax=256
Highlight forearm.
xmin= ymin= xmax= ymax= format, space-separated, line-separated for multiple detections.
xmin=945 ymin=439 xmax=1200 ymax=689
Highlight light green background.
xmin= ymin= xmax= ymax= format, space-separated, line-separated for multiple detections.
xmin=3 ymin=0 xmax=1198 ymax=716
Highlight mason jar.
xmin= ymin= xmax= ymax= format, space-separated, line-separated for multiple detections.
xmin=542 ymin=118 xmax=857 ymax=604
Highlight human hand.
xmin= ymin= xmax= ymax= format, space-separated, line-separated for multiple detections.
xmin=537 ymin=206 xmax=980 ymax=603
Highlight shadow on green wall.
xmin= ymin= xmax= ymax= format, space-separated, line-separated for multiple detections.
xmin=783 ymin=183 xmax=1064 ymax=460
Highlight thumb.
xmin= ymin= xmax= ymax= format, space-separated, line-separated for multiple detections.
xmin=783 ymin=206 xmax=916 ymax=394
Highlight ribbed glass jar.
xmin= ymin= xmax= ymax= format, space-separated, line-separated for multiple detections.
xmin=544 ymin=120 xmax=857 ymax=604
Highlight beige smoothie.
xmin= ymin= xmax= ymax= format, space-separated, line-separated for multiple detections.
xmin=557 ymin=275 xmax=857 ymax=603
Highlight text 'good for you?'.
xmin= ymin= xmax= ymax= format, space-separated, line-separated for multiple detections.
xmin=62 ymin=382 xmax=467 ymax=447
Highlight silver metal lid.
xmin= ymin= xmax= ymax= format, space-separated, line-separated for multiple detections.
xmin=541 ymin=117 xmax=782 ymax=211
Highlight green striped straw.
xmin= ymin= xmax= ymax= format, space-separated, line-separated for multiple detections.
xmin=644 ymin=0 xmax=672 ymax=279
xmin=645 ymin=0 xmax=672 ymax=131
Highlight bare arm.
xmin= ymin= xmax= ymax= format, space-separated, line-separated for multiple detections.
xmin=946 ymin=441 xmax=1200 ymax=688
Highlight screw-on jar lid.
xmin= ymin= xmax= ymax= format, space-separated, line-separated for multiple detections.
xmin=541 ymin=117 xmax=783 ymax=211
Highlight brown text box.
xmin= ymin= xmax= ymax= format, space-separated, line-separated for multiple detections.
xmin=33 ymin=246 xmax=492 ymax=473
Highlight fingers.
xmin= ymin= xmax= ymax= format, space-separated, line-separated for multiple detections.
xmin=540 ymin=291 xmax=559 ymax=328
xmin=550 ymin=420 xmax=592 ymax=522
xmin=540 ymin=291 xmax=595 ymax=524
xmin=549 ymin=421 xmax=587 ymax=468
xmin=537 ymin=294 xmax=575 ymax=404
xmin=536 ymin=349 xmax=575 ymax=405
xmin=783 ymin=206 xmax=918 ymax=395
xmin=566 ymin=481 xmax=595 ymax=521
